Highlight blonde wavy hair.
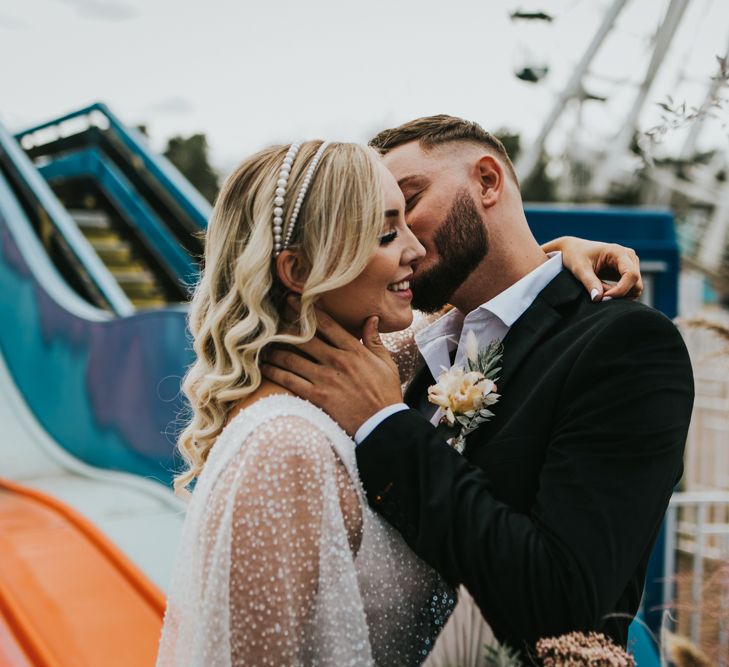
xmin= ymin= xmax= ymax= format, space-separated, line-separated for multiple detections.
xmin=174 ymin=141 xmax=384 ymax=496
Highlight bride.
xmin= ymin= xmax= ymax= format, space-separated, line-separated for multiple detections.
xmin=156 ymin=140 xmax=642 ymax=666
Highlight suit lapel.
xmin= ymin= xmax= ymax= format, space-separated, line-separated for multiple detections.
xmin=404 ymin=362 xmax=434 ymax=409
xmin=462 ymin=271 xmax=584 ymax=452
xmin=495 ymin=270 xmax=583 ymax=394
xmin=495 ymin=301 xmax=561 ymax=394
xmin=404 ymin=271 xmax=584 ymax=438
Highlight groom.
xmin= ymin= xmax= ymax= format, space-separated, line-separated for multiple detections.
xmin=265 ymin=115 xmax=695 ymax=652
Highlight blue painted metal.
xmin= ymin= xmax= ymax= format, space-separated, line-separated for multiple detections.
xmin=38 ymin=147 xmax=198 ymax=289
xmin=16 ymin=102 xmax=211 ymax=232
xmin=525 ymin=204 xmax=679 ymax=317
xmin=0 ymin=168 xmax=192 ymax=485
xmin=628 ymin=617 xmax=660 ymax=666
xmin=0 ymin=117 xmax=133 ymax=316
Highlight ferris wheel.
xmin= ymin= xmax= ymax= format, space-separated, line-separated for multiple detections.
xmin=510 ymin=0 xmax=729 ymax=281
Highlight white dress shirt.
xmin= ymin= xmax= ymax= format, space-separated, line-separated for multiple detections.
xmin=354 ymin=252 xmax=564 ymax=443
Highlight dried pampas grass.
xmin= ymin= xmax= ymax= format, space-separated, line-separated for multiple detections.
xmin=679 ymin=317 xmax=729 ymax=344
xmin=662 ymin=629 xmax=712 ymax=667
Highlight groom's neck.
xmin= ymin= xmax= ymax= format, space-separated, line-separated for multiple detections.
xmin=450 ymin=240 xmax=549 ymax=314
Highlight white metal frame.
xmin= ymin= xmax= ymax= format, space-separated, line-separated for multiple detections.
xmin=663 ymin=491 xmax=729 ymax=665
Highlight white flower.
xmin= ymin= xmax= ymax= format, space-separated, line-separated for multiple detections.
xmin=426 ymin=337 xmax=503 ymax=453
xmin=428 ymin=366 xmax=499 ymax=427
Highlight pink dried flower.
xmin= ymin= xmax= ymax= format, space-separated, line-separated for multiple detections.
xmin=535 ymin=631 xmax=635 ymax=667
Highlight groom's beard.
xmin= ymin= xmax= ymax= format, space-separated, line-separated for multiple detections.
xmin=411 ymin=190 xmax=489 ymax=313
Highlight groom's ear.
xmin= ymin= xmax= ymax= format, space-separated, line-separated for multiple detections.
xmin=476 ymin=154 xmax=504 ymax=209
xmin=275 ymin=250 xmax=309 ymax=294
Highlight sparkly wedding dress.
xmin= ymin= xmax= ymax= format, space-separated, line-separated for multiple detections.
xmin=156 ymin=391 xmax=455 ymax=667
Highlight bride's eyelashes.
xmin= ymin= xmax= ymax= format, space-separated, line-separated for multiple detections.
xmin=379 ymin=230 xmax=398 ymax=245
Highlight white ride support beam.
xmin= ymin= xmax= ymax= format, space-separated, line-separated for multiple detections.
xmin=590 ymin=0 xmax=692 ymax=197
xmin=680 ymin=32 xmax=729 ymax=162
xmin=515 ymin=0 xmax=631 ymax=185
xmin=697 ymin=175 xmax=729 ymax=271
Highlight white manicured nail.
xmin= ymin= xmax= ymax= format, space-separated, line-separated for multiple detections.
xmin=590 ymin=288 xmax=600 ymax=302
xmin=602 ymin=296 xmax=613 ymax=301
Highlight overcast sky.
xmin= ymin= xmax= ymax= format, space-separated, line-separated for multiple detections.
xmin=2 ymin=0 xmax=728 ymax=175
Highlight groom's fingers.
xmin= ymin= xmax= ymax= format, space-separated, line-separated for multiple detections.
xmin=297 ymin=336 xmax=341 ymax=365
xmin=265 ymin=349 xmax=323 ymax=383
xmin=261 ymin=363 xmax=313 ymax=398
xmin=362 ymin=316 xmax=392 ymax=363
xmin=312 ymin=306 xmax=361 ymax=351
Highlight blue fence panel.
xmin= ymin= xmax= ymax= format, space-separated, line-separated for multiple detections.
xmin=525 ymin=204 xmax=679 ymax=317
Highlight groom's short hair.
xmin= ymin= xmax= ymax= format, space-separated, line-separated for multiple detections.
xmin=369 ymin=114 xmax=519 ymax=185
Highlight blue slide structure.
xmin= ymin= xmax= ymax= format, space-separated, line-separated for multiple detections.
xmin=0 ymin=103 xmax=673 ymax=663
xmin=0 ymin=104 xmax=211 ymax=485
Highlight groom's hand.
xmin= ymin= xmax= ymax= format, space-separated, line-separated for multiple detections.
xmin=262 ymin=304 xmax=403 ymax=436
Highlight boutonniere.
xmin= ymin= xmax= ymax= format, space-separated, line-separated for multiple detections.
xmin=427 ymin=331 xmax=503 ymax=453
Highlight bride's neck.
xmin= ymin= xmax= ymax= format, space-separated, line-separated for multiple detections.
xmin=226 ymin=380 xmax=293 ymax=427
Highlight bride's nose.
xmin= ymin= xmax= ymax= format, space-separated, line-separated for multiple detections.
xmin=402 ymin=226 xmax=426 ymax=265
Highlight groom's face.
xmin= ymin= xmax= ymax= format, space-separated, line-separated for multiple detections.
xmin=381 ymin=141 xmax=489 ymax=312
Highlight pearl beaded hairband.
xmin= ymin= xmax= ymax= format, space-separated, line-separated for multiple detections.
xmin=272 ymin=141 xmax=330 ymax=257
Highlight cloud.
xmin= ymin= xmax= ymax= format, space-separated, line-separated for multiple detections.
xmin=56 ymin=0 xmax=137 ymax=21
xmin=144 ymin=97 xmax=195 ymax=116
xmin=0 ymin=13 xmax=28 ymax=29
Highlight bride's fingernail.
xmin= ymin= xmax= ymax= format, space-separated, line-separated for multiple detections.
xmin=590 ymin=288 xmax=600 ymax=302
xmin=602 ymin=296 xmax=613 ymax=301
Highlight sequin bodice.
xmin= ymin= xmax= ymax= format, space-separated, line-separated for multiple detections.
xmin=157 ymin=394 xmax=454 ymax=666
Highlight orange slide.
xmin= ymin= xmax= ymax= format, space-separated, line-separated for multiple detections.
xmin=0 ymin=478 xmax=166 ymax=667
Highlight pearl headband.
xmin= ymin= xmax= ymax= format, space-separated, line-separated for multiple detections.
xmin=272 ymin=141 xmax=330 ymax=257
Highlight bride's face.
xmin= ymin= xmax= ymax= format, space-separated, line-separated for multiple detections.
xmin=318 ymin=162 xmax=426 ymax=335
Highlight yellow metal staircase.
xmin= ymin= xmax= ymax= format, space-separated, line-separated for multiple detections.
xmin=68 ymin=209 xmax=167 ymax=309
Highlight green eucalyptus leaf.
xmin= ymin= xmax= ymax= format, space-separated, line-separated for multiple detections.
xmin=484 ymin=367 xmax=502 ymax=381
xmin=483 ymin=640 xmax=522 ymax=667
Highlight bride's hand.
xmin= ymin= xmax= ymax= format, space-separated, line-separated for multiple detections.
xmin=543 ymin=236 xmax=643 ymax=302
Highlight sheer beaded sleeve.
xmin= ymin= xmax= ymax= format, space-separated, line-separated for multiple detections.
xmin=383 ymin=309 xmax=452 ymax=385
xmin=157 ymin=415 xmax=373 ymax=667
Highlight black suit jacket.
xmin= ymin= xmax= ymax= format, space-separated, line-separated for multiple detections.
xmin=356 ymin=270 xmax=694 ymax=654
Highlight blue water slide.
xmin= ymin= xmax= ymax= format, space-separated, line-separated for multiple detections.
xmin=16 ymin=102 xmax=211 ymax=234
xmin=0 ymin=117 xmax=133 ymax=316
xmin=0 ymin=120 xmax=193 ymax=486
xmin=38 ymin=146 xmax=198 ymax=289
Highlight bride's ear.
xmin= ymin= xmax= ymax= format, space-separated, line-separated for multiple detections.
xmin=275 ymin=249 xmax=308 ymax=294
